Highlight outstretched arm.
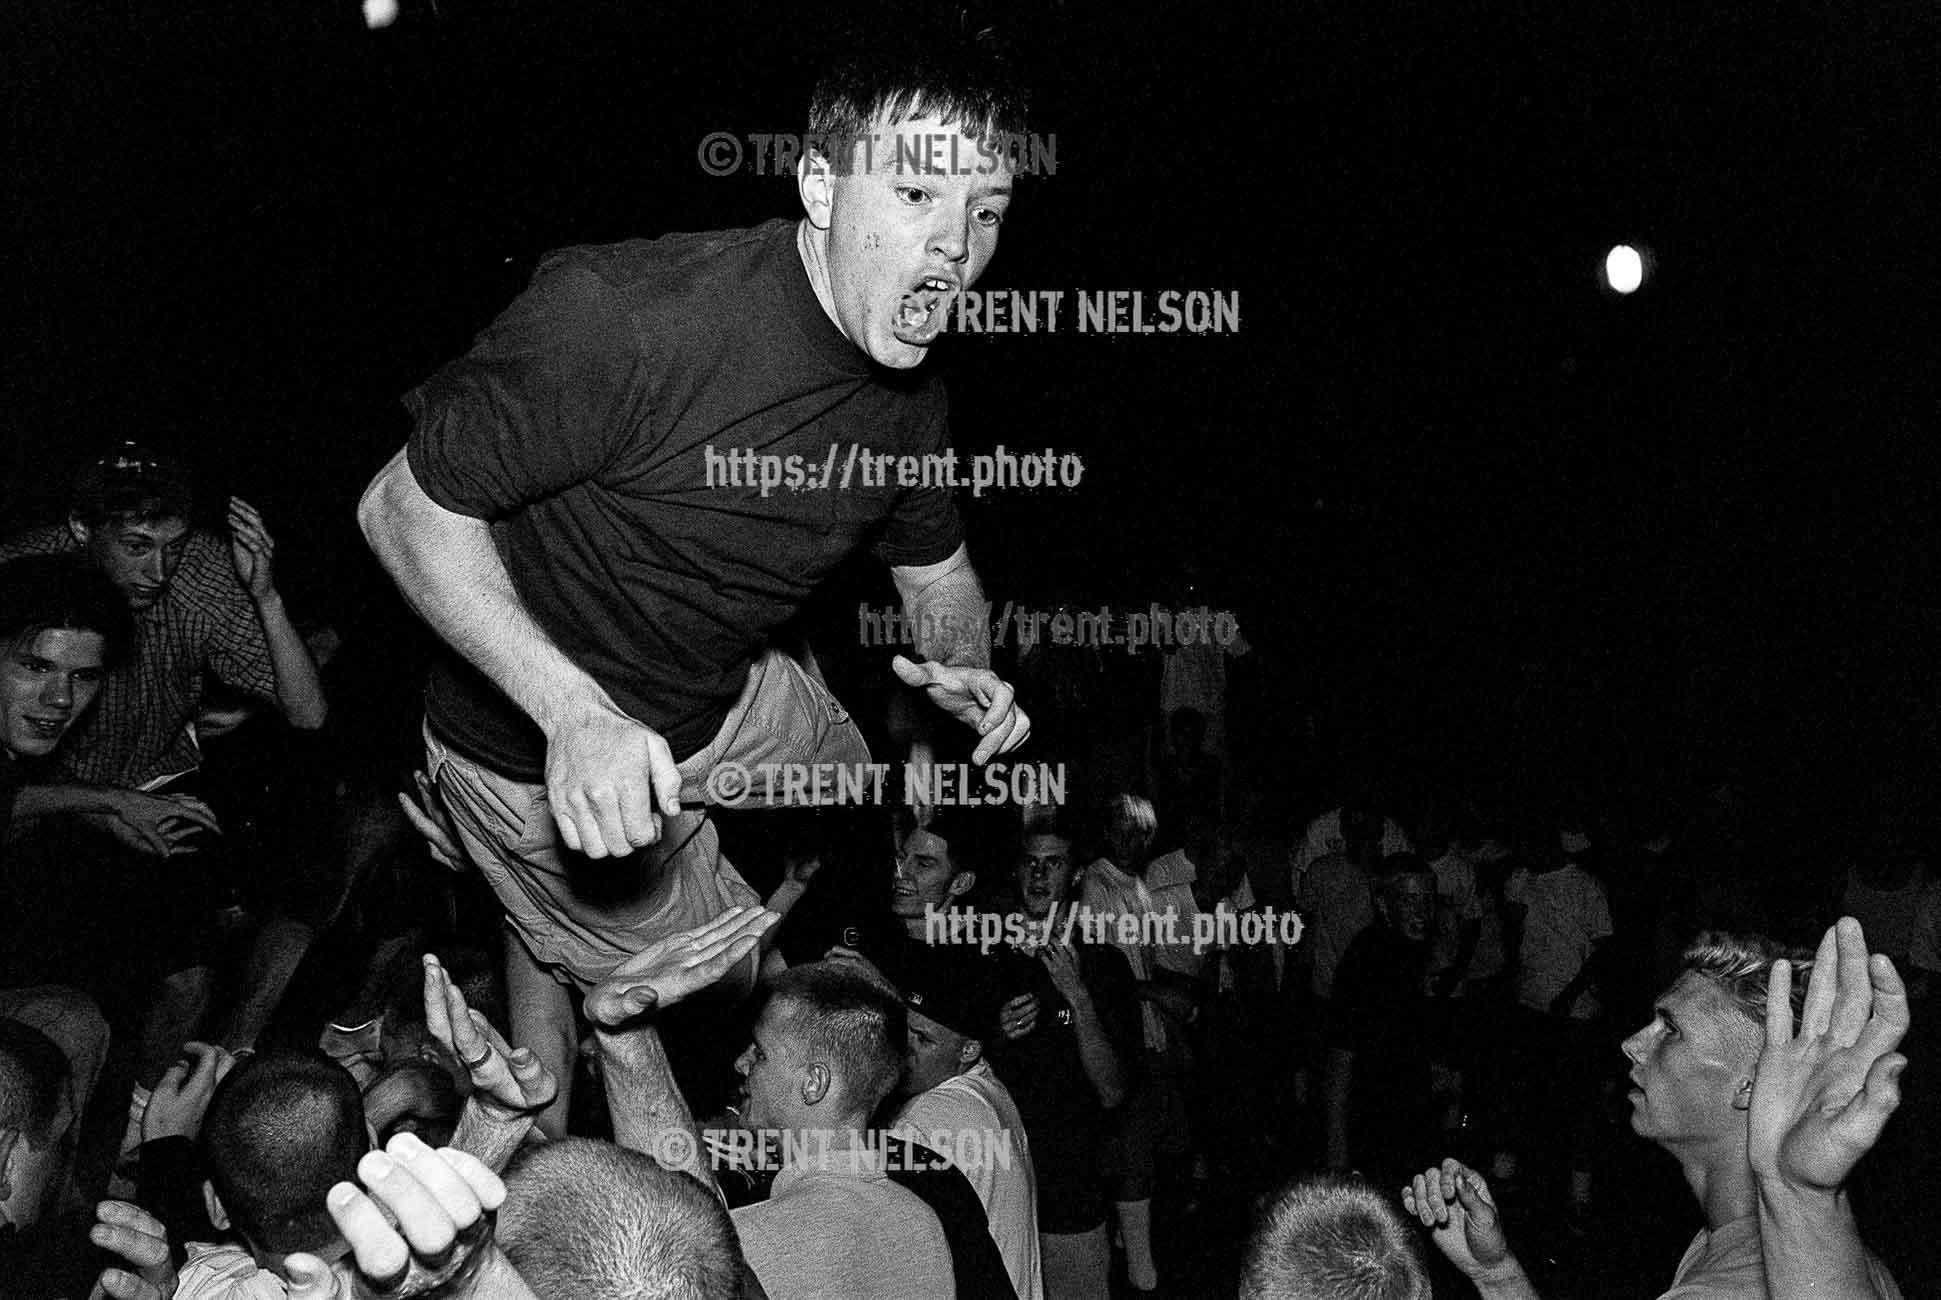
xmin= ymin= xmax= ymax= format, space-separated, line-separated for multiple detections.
xmin=228 ymin=496 xmax=328 ymax=730
xmin=359 ymin=448 xmax=682 ymax=859
xmin=589 ymin=907 xmax=780 ymax=1190
xmin=1752 ymin=917 xmax=1909 ymax=1300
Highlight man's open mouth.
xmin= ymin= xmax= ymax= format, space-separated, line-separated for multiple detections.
xmin=895 ymin=274 xmax=958 ymax=338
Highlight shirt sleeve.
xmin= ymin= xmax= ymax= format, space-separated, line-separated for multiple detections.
xmin=1584 ymin=874 xmax=1614 ymax=942
xmin=873 ymin=383 xmax=965 ymax=567
xmin=186 ymin=535 xmax=278 ymax=701
xmin=405 ymin=256 xmax=654 ymax=520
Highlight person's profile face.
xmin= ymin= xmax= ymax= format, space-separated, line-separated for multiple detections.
xmin=73 ymin=515 xmax=190 ymax=610
xmin=732 ymin=1000 xmax=803 ymax=1133
xmin=803 ymin=110 xmax=1013 ymax=370
xmin=1379 ymin=874 xmax=1435 ymax=943
xmin=1620 ymin=972 xmax=1759 ymax=1148
xmin=1016 ymin=833 xmax=1076 ymax=919
xmin=0 ymin=627 xmax=107 ymax=759
xmin=903 ymin=1007 xmax=970 ymax=1097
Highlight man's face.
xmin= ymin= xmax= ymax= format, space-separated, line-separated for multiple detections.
xmin=733 ymin=999 xmax=805 ymax=1133
xmin=73 ymin=515 xmax=190 ymax=610
xmin=1 ymin=627 xmax=107 ymax=759
xmin=1016 ymin=833 xmax=1076 ymax=920
xmin=1622 ymin=972 xmax=1760 ymax=1149
xmin=1377 ymin=874 xmax=1435 ymax=944
xmin=802 ymin=111 xmax=1014 ymax=369
xmin=904 ymin=1007 xmax=973 ymax=1098
xmin=894 ymin=828 xmax=969 ymax=919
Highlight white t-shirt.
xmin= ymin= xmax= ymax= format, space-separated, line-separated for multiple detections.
xmin=895 ymin=1060 xmax=1043 ymax=1300
xmin=1505 ymin=863 xmax=1612 ymax=1018
xmin=733 ymin=1145 xmax=955 ymax=1300
xmin=1660 ymin=1214 xmax=1903 ymax=1298
xmin=1289 ymin=810 xmax=1412 ymax=894
xmin=172 ymin=1243 xmax=289 ymax=1300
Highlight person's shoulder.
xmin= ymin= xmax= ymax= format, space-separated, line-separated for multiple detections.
xmin=537 ymin=221 xmax=791 ymax=300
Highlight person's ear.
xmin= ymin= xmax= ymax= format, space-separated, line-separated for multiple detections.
xmin=203 ymin=1180 xmax=231 ymax=1231
xmin=947 ymin=872 xmax=976 ymax=902
xmin=798 ymin=148 xmax=835 ymax=230
xmin=67 ymin=514 xmax=92 ymax=549
xmin=1731 ymin=1077 xmax=1755 ymax=1112
xmin=801 ymin=1062 xmax=831 ymax=1107
xmin=959 ymin=1038 xmax=983 ymax=1068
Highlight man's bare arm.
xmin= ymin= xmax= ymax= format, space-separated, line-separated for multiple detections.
xmin=356 ymin=448 xmax=682 ymax=857
xmin=889 ymin=544 xmax=1030 ymax=762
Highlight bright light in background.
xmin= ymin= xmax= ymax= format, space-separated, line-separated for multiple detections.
xmin=1604 ymin=244 xmax=1645 ymax=294
xmin=363 ymin=0 xmax=398 ymax=28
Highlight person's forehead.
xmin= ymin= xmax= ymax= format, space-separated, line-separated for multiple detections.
xmin=11 ymin=626 xmax=106 ymax=667
xmin=851 ymin=110 xmax=1015 ymax=193
xmin=1021 ymin=834 xmax=1071 ymax=859
xmin=904 ymin=829 xmax=952 ymax=865
xmin=907 ymin=1007 xmax=950 ymax=1041
xmin=113 ymin=517 xmax=190 ymax=544
xmin=1659 ymin=972 xmax=1750 ymax=1031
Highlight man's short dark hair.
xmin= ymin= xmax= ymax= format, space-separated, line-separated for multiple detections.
xmin=0 ymin=555 xmax=134 ymax=669
xmin=498 ymin=1138 xmax=745 ymax=1299
xmin=0 ymin=1020 xmax=69 ymax=1150
xmin=69 ymin=442 xmax=194 ymax=528
xmin=1240 ymin=1173 xmax=1430 ymax=1300
xmin=200 ymin=1051 xmax=368 ymax=1255
xmin=765 ymin=963 xmax=907 ymax=1114
xmin=806 ymin=15 xmax=1029 ymax=171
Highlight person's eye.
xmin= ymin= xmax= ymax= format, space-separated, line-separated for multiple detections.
xmin=73 ymin=670 xmax=102 ymax=684
xmin=974 ymin=206 xmax=1004 ymax=228
xmin=897 ymin=186 xmax=930 ymax=205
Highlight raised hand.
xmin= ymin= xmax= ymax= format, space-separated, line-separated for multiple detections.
xmin=143 ymin=1041 xmax=238 ymax=1142
xmin=227 ymin=496 xmax=279 ymax=602
xmin=282 ymin=1133 xmax=532 ymax=1299
xmin=87 ymin=1200 xmax=177 ymax=1300
xmin=422 ymin=954 xmax=556 ymax=1122
xmin=1402 ymin=1159 xmax=1519 ymax=1284
xmin=543 ymin=705 xmax=682 ymax=858
xmin=999 ymin=992 xmax=1039 ymax=1041
xmin=584 ymin=906 xmax=780 ymax=1028
xmin=1040 ymin=940 xmax=1089 ymax=1008
xmin=891 ymin=655 xmax=1030 ymax=764
xmin=1750 ymin=916 xmax=1909 ymax=1195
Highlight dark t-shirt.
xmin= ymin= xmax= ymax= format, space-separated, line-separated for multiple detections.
xmin=986 ymin=930 xmax=1141 ymax=1233
xmin=406 ymin=219 xmax=963 ymax=777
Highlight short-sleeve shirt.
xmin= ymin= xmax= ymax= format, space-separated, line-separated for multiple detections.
xmin=894 ymin=1070 xmax=1043 ymax=1300
xmin=732 ymin=1143 xmax=955 ymax=1300
xmin=1659 ymin=1215 xmax=1903 ymax=1298
xmin=405 ymin=220 xmax=963 ymax=777
xmin=0 ymin=527 xmax=277 ymax=789
xmin=1505 ymin=863 xmax=1613 ymax=1018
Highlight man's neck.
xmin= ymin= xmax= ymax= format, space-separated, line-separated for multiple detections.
xmin=795 ymin=219 xmax=846 ymax=343
xmin=1675 ymin=1143 xmax=1758 ymax=1230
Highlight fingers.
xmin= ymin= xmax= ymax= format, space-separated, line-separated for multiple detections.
xmin=1827 ymin=916 xmax=1874 ymax=1043
xmin=891 ymin=654 xmax=937 ymax=689
xmin=421 ymin=954 xmax=460 ymax=1055
xmin=1800 ymin=922 xmax=1842 ymax=1038
xmin=1767 ymin=958 xmax=1796 ymax=1048
xmin=92 ymin=1272 xmax=162 ymax=1300
xmin=162 ymin=796 xmax=222 ymax=833
xmin=1833 ymin=1051 xmax=1908 ymax=1153
xmin=90 ymin=1200 xmax=169 ymax=1268
xmin=1856 ymin=953 xmax=1911 ymax=1061
xmin=279 ymin=1253 xmax=344 ymax=1300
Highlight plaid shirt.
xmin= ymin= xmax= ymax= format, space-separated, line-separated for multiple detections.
xmin=0 ymin=525 xmax=278 ymax=788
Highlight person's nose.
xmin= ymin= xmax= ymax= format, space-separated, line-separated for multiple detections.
xmin=734 ymin=1045 xmax=754 ymax=1076
xmin=41 ymin=673 xmax=73 ymax=711
xmin=928 ymin=208 xmax=970 ymax=267
xmin=1621 ymin=1025 xmax=1650 ymax=1064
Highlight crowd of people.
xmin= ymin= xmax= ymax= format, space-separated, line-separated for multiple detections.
xmin=1 ymin=20 xmax=1931 ymax=1300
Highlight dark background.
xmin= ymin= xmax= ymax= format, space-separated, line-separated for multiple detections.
xmin=8 ymin=0 xmax=1941 ymax=838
